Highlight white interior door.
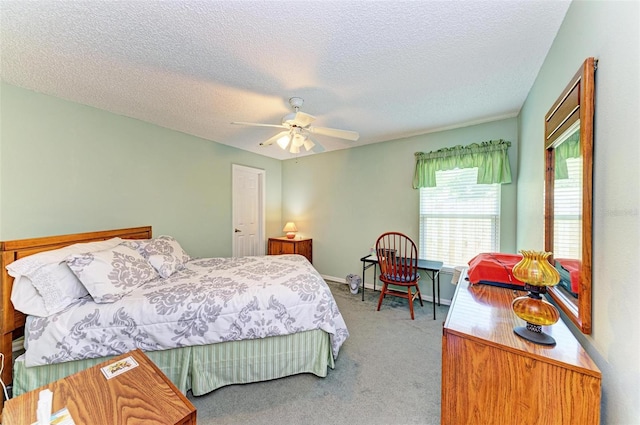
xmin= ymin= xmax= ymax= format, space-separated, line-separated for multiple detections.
xmin=232 ymin=165 xmax=265 ymax=257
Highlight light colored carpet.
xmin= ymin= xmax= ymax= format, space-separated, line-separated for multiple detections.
xmin=188 ymin=281 xmax=449 ymax=425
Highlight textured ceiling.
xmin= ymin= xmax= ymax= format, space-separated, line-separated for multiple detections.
xmin=0 ymin=1 xmax=571 ymax=160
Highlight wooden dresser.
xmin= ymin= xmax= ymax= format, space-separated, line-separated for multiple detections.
xmin=268 ymin=237 xmax=312 ymax=264
xmin=441 ymin=274 xmax=601 ymax=425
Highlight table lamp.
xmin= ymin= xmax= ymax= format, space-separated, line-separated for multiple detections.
xmin=283 ymin=222 xmax=298 ymax=239
xmin=511 ymin=250 xmax=561 ymax=346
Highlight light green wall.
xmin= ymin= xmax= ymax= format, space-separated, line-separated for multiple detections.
xmin=0 ymin=83 xmax=283 ymax=257
xmin=517 ymin=1 xmax=639 ymax=423
xmin=3 ymin=2 xmax=638 ymax=418
xmin=282 ymin=118 xmax=518 ymax=302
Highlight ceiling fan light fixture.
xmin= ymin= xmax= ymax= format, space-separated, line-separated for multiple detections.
xmin=303 ymin=138 xmax=315 ymax=151
xmin=234 ymin=96 xmax=358 ymax=155
xmin=292 ymin=134 xmax=305 ymax=148
xmin=277 ymin=134 xmax=291 ymax=150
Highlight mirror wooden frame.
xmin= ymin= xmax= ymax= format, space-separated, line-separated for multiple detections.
xmin=544 ymin=57 xmax=596 ymax=334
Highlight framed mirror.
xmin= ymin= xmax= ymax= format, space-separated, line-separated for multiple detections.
xmin=544 ymin=57 xmax=596 ymax=334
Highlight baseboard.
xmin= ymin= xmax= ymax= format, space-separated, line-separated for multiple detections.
xmin=323 ymin=274 xmax=348 ymax=284
xmin=322 ymin=274 xmax=452 ymax=306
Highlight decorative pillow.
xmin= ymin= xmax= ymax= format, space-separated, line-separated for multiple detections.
xmin=10 ymin=264 xmax=88 ymax=317
xmin=6 ymin=237 xmax=123 ymax=316
xmin=129 ymin=235 xmax=191 ymax=278
xmin=66 ymin=244 xmax=159 ymax=303
xmin=121 ymin=238 xmax=147 ymax=253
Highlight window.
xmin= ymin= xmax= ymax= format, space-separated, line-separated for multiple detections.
xmin=553 ymin=155 xmax=583 ymax=259
xmin=419 ymin=167 xmax=501 ymax=267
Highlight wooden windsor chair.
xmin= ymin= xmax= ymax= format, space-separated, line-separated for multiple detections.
xmin=375 ymin=232 xmax=423 ymax=319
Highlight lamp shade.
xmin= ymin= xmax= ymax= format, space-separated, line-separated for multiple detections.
xmin=282 ymin=222 xmax=298 ymax=239
xmin=277 ymin=133 xmax=292 ymax=150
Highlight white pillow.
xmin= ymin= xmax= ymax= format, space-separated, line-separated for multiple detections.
xmin=7 ymin=237 xmax=123 ymax=316
xmin=10 ymin=264 xmax=88 ymax=317
xmin=126 ymin=235 xmax=191 ymax=278
xmin=66 ymin=244 xmax=159 ymax=303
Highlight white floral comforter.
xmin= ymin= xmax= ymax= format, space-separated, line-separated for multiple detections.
xmin=24 ymin=254 xmax=349 ymax=367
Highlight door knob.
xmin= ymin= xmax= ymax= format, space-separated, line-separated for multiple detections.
xmin=234 ymin=229 xmax=241 ymax=233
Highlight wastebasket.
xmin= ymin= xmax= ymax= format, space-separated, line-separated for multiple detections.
xmin=346 ymin=274 xmax=362 ymax=294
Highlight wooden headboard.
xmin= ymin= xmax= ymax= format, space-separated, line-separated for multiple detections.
xmin=0 ymin=226 xmax=152 ymax=389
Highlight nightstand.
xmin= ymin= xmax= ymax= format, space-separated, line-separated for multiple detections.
xmin=3 ymin=349 xmax=196 ymax=424
xmin=268 ymin=237 xmax=312 ymax=264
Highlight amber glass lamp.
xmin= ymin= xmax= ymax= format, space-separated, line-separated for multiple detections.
xmin=511 ymin=250 xmax=561 ymax=346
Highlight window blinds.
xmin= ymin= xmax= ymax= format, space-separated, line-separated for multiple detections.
xmin=553 ymin=157 xmax=583 ymax=259
xmin=419 ymin=167 xmax=501 ymax=267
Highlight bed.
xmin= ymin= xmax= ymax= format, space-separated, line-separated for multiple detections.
xmin=0 ymin=226 xmax=348 ymax=400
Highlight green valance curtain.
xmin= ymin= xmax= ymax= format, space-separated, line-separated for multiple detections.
xmin=554 ymin=131 xmax=580 ymax=179
xmin=412 ymin=139 xmax=512 ymax=188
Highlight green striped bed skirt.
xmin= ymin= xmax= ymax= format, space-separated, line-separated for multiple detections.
xmin=13 ymin=329 xmax=333 ymax=397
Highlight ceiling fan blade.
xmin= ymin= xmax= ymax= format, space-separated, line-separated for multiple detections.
xmin=282 ymin=111 xmax=316 ymax=127
xmin=260 ymin=131 xmax=290 ymax=147
xmin=308 ymin=126 xmax=359 ymax=141
xmin=293 ymin=112 xmax=316 ymax=127
xmin=232 ymin=121 xmax=288 ymax=129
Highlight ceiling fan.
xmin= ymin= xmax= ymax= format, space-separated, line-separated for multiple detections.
xmin=232 ymin=97 xmax=359 ymax=154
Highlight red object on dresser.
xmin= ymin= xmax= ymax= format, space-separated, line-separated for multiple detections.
xmin=555 ymin=258 xmax=581 ymax=294
xmin=467 ymin=253 xmax=526 ymax=289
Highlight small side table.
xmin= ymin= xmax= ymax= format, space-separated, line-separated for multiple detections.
xmin=268 ymin=237 xmax=313 ymax=264
xmin=360 ymin=254 xmax=443 ymax=319
xmin=3 ymin=349 xmax=196 ymax=424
